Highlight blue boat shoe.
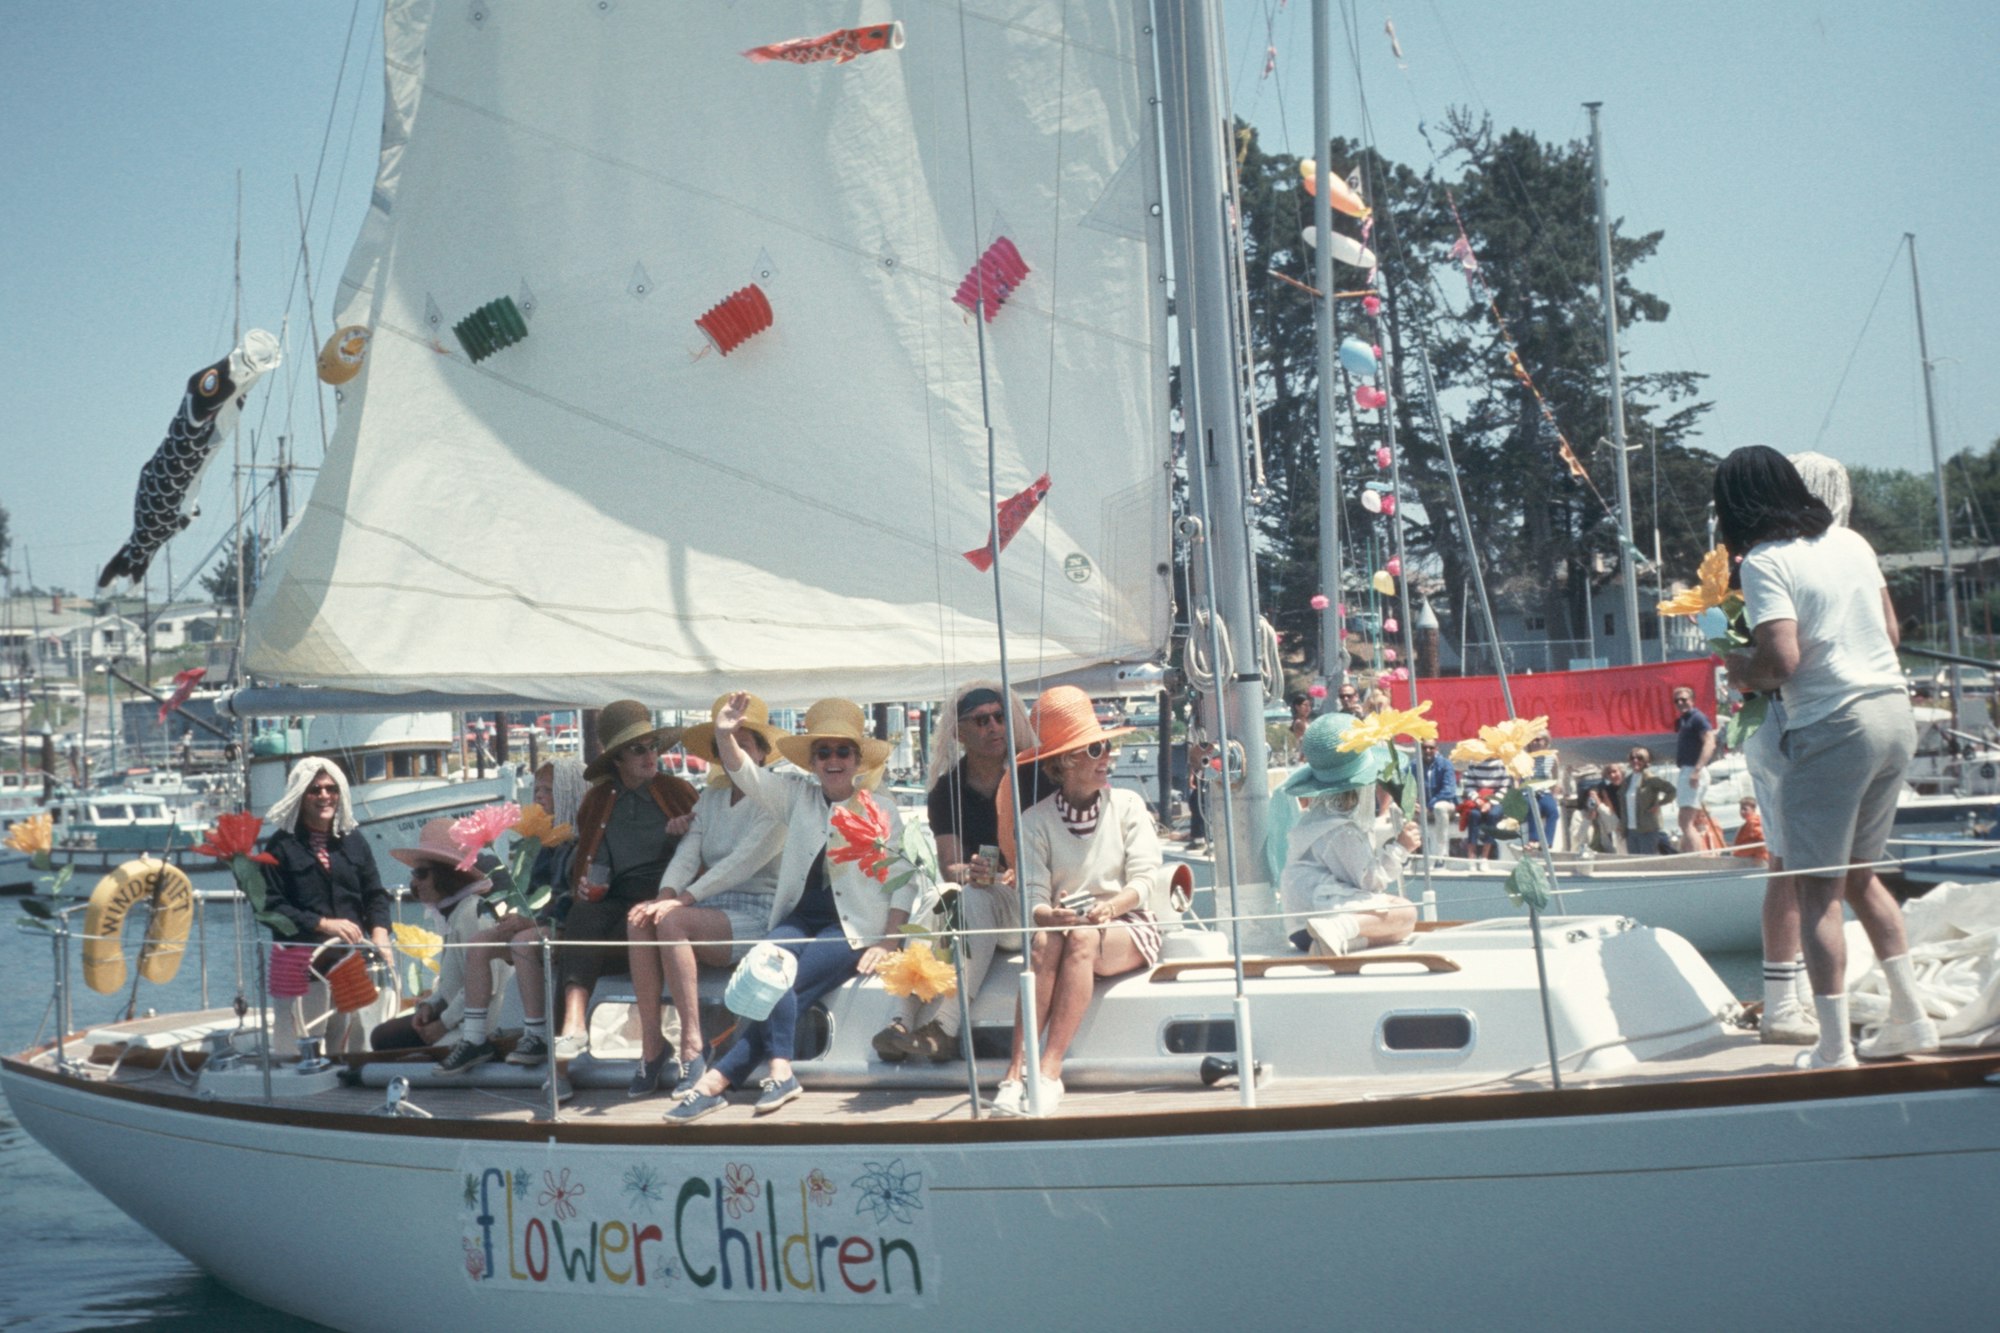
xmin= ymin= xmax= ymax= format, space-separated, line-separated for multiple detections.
xmin=627 ymin=1049 xmax=676 ymax=1098
xmin=753 ymin=1075 xmax=801 ymax=1115
xmin=664 ymin=1090 xmax=726 ymax=1124
xmin=670 ymin=1054 xmax=708 ymax=1098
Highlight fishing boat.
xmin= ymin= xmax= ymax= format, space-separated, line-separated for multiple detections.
xmin=7 ymin=4 xmax=2000 ymax=1330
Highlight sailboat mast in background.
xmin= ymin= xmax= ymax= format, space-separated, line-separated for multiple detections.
xmin=1587 ymin=102 xmax=1643 ymax=666
xmin=1910 ymin=232 xmax=1962 ymax=705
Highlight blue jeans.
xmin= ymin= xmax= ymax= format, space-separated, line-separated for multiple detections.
xmin=713 ymin=919 xmax=862 ymax=1086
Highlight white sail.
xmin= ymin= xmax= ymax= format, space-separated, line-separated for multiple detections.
xmin=247 ymin=0 xmax=1171 ymax=706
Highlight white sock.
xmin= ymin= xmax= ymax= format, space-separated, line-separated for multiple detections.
xmin=523 ymin=1015 xmax=547 ymax=1041
xmin=461 ymin=1007 xmax=489 ymax=1044
xmin=1811 ymin=993 xmax=1851 ymax=1063
xmin=1878 ymin=954 xmax=1926 ymax=1024
xmin=1763 ymin=958 xmax=1804 ymax=1018
xmin=1307 ymin=913 xmax=1362 ymax=956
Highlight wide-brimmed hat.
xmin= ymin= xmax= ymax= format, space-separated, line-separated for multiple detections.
xmin=681 ymin=692 xmax=787 ymax=783
xmin=389 ymin=817 xmax=470 ymax=870
xmin=775 ymin=698 xmax=893 ymax=773
xmin=583 ymin=699 xmax=683 ymax=782
xmin=1018 ymin=686 xmax=1136 ymax=765
xmin=1279 ymin=713 xmax=1387 ymax=799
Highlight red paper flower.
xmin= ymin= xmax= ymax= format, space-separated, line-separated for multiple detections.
xmin=193 ymin=811 xmax=278 ymax=866
xmin=828 ymin=792 xmax=893 ymax=883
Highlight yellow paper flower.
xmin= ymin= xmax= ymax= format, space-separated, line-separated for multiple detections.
xmin=392 ymin=921 xmax=442 ymax=974
xmin=511 ymin=803 xmax=575 ymax=847
xmin=4 ymin=812 xmax=53 ymax=856
xmin=874 ymin=938 xmax=958 ymax=1003
xmin=1656 ymin=545 xmax=1732 ymax=617
xmin=1450 ymin=715 xmax=1550 ymax=780
xmin=1338 ymin=700 xmax=1439 ymax=752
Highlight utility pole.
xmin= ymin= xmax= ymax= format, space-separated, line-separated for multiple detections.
xmin=1587 ymin=103 xmax=1642 ymax=666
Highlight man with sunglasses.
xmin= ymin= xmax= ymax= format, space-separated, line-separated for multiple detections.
xmin=1335 ymin=682 xmax=1362 ymax=717
xmin=1671 ymin=687 xmax=1717 ymax=852
xmin=875 ymin=683 xmax=1043 ymax=1063
xmin=1619 ymin=748 xmax=1678 ymax=856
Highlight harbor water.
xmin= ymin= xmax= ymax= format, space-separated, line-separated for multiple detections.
xmin=1 ymin=894 xmax=1766 ymax=1330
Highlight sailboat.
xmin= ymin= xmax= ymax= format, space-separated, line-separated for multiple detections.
xmin=6 ymin=5 xmax=2000 ymax=1330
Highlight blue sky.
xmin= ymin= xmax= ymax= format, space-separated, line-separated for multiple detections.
xmin=1 ymin=2 xmax=1994 ymax=599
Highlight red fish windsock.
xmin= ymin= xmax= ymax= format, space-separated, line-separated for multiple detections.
xmin=964 ymin=474 xmax=1052 ymax=572
xmin=158 ymin=667 xmax=206 ymax=724
xmin=744 ymin=22 xmax=904 ymax=65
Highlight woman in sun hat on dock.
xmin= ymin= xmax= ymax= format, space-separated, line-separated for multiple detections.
xmin=665 ymin=694 xmax=915 ymax=1123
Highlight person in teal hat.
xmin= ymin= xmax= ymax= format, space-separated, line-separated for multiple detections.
xmin=1270 ymin=712 xmax=1422 ymax=955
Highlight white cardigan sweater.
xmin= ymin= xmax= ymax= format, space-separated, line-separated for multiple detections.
xmin=732 ymin=759 xmax=915 ymax=948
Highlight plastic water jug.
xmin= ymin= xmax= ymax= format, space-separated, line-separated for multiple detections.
xmin=724 ymin=942 xmax=797 ymax=1020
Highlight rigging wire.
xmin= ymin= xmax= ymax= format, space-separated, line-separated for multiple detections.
xmin=1810 ymin=236 xmax=1911 ymax=451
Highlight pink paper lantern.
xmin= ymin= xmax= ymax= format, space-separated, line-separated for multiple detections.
xmin=1385 ymin=648 xmax=1398 ymax=662
xmin=1310 ymin=593 xmax=1330 ymax=610
xmin=1386 ymin=556 xmax=1403 ymax=577
xmin=1363 ymin=294 xmax=1381 ymax=316
xmin=1308 ymin=683 xmax=1328 ymax=699
xmin=1375 ymin=445 xmax=1392 ymax=469
xmin=1383 ymin=617 xmax=1399 ymax=634
xmin=1390 ymin=667 xmax=1408 ymax=681
xmin=1336 ymin=603 xmax=1349 ymax=617
xmin=1380 ymin=493 xmax=1398 ymax=516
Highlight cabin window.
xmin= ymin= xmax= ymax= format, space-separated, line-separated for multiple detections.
xmin=1161 ymin=1017 xmax=1238 ymax=1055
xmin=389 ymin=752 xmax=415 ymax=779
xmin=1603 ymin=612 xmax=1616 ymax=636
xmin=1377 ymin=1010 xmax=1474 ymax=1052
xmin=1523 ymin=615 xmax=1546 ymax=632
xmin=362 ymin=753 xmax=387 ymax=782
xmin=418 ymin=751 xmax=442 ymax=777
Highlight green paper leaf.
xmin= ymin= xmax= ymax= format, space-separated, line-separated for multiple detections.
xmin=897 ymin=923 xmax=931 ymax=937
xmin=19 ymin=896 xmax=53 ymax=920
xmin=1723 ymin=693 xmax=1770 ymax=750
xmin=1504 ymin=857 xmax=1552 ymax=910
xmin=19 ymin=918 xmax=51 ymax=933
xmin=260 ymin=910 xmax=299 ymax=938
xmin=1499 ymin=788 xmax=1530 ymax=822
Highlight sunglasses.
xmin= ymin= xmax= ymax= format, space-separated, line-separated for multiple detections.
xmin=963 ymin=709 xmax=1006 ymax=729
xmin=620 ymin=738 xmax=660 ymax=758
xmin=410 ymin=864 xmax=434 ymax=881
xmin=813 ymin=742 xmax=859 ymax=762
xmin=1070 ymin=740 xmax=1114 ymax=760
xmin=306 ymin=783 xmax=340 ymax=797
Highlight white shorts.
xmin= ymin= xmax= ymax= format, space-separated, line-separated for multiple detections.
xmin=1674 ymin=766 xmax=1708 ymax=806
xmin=1741 ymin=718 xmax=1787 ymax=861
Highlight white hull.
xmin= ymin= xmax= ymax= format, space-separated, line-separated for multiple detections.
xmin=1416 ymin=853 xmax=1767 ymax=952
xmin=7 ymin=1053 xmax=1998 ymax=1329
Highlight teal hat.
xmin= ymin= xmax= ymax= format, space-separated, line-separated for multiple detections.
xmin=1279 ymin=713 xmax=1388 ymax=799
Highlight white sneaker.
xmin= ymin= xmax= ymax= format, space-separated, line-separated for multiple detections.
xmin=1029 ymin=1076 xmax=1064 ymax=1118
xmin=551 ymin=1032 xmax=589 ymax=1061
xmin=1856 ymin=1017 xmax=1940 ymax=1061
xmin=1758 ymin=1008 xmax=1820 ymax=1046
xmin=990 ymin=1078 xmax=1026 ymax=1116
xmin=1794 ymin=1047 xmax=1859 ymax=1071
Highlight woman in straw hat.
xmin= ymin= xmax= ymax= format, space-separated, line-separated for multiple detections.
xmin=371 ymin=818 xmax=499 ymax=1054
xmin=667 ymin=693 xmax=916 ymax=1122
xmin=993 ymin=685 xmax=1164 ymax=1117
xmin=622 ymin=693 xmax=788 ymax=1098
xmin=551 ymin=702 xmax=698 ymax=1059
xmin=1273 ymin=713 xmax=1421 ymax=957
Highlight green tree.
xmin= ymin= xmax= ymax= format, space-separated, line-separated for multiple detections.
xmin=0 ymin=499 xmax=11 ymax=580
xmin=200 ymin=531 xmax=262 ymax=606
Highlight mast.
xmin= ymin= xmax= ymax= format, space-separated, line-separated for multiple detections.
xmin=1157 ymin=0 xmax=1273 ymax=906
xmin=1910 ymin=232 xmax=1962 ymax=701
xmin=1310 ymin=0 xmax=1343 ymax=695
xmin=1586 ymin=103 xmax=1642 ymax=666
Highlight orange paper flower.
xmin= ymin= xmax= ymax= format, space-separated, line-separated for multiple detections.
xmin=192 ymin=811 xmax=277 ymax=866
xmin=874 ymin=939 xmax=958 ymax=1003
xmin=1338 ymin=700 xmax=1438 ymax=752
xmin=4 ymin=812 xmax=53 ymax=857
xmin=510 ymin=803 xmax=574 ymax=847
xmin=1656 ymin=546 xmax=1733 ymax=618
xmin=1450 ymin=715 xmax=1550 ymax=781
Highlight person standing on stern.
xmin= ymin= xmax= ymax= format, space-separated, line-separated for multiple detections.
xmin=1672 ymin=687 xmax=1716 ymax=854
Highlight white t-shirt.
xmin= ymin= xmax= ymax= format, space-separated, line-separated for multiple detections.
xmin=1740 ymin=527 xmax=1902 ymax=730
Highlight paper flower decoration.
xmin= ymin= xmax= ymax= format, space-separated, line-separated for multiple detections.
xmin=1380 ymin=493 xmax=1398 ymax=516
xmin=5 ymin=812 xmax=53 ymax=858
xmin=1372 ymin=570 xmax=1395 ymax=596
xmin=1451 ymin=715 xmax=1551 ymax=781
xmin=1386 ymin=556 xmax=1402 ymax=577
xmin=1309 ymin=683 xmax=1328 ymax=699
xmin=450 ymin=802 xmax=521 ymax=872
xmin=1375 ymin=446 xmax=1392 ymax=469
xmin=874 ymin=938 xmax=958 ymax=1003
xmin=1384 ymin=617 xmax=1399 ymax=634
xmin=1656 ymin=546 xmax=1735 ymax=617
xmin=510 ymin=803 xmax=574 ymax=848
xmin=695 ymin=284 xmax=775 ymax=356
xmin=1354 ymin=384 xmax=1388 ymax=411
xmin=1338 ymin=700 xmax=1437 ymax=752
xmin=953 ymin=237 xmax=1031 ymax=322
xmin=1363 ymin=294 xmax=1381 ymax=316
xmin=829 ymin=791 xmax=895 ymax=883
xmin=1310 ymin=593 xmax=1329 ymax=610
xmin=192 ymin=811 xmax=278 ymax=866
xmin=1384 ymin=648 xmax=1398 ymax=662
xmin=392 ymin=921 xmax=443 ymax=975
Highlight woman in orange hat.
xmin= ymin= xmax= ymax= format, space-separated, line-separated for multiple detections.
xmin=994 ymin=685 xmax=1164 ymax=1117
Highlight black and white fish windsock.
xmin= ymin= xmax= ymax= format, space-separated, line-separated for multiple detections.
xmin=98 ymin=329 xmax=281 ymax=589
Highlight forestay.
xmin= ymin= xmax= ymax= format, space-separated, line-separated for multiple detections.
xmin=248 ymin=0 xmax=1172 ymax=706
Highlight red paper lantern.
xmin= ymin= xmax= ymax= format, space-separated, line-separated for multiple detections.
xmin=695 ymin=283 xmax=775 ymax=356
xmin=953 ymin=237 xmax=1031 ymax=322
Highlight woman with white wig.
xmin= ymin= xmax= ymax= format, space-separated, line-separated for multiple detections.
xmin=260 ymin=758 xmax=391 ymax=956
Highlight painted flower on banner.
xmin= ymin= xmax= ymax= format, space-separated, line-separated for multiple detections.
xmin=853 ymin=1158 xmax=924 ymax=1226
xmin=451 ymin=802 xmax=522 ymax=872
xmin=1338 ymin=701 xmax=1438 ymax=752
xmin=808 ymin=1169 xmax=837 ymax=1207
xmin=1451 ymin=715 xmax=1550 ymax=781
xmin=537 ymin=1168 xmax=585 ymax=1221
xmin=463 ymin=1237 xmax=488 ymax=1279
xmin=462 ymin=1173 xmax=479 ymax=1208
xmin=623 ymin=1163 xmax=665 ymax=1210
xmin=873 ymin=939 xmax=958 ymax=1003
xmin=512 ymin=1169 xmax=532 ymax=1200
xmin=723 ymin=1162 xmax=760 ymax=1220
xmin=1656 ymin=546 xmax=1735 ymax=618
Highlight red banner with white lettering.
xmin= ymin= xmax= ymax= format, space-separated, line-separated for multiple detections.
xmin=1404 ymin=660 xmax=1719 ymax=742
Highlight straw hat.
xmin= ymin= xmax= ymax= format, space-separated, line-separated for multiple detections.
xmin=389 ymin=817 xmax=469 ymax=870
xmin=775 ymin=698 xmax=893 ymax=772
xmin=583 ymin=699 xmax=683 ymax=782
xmin=1018 ymin=685 xmax=1136 ymax=765
xmin=1278 ymin=713 xmax=1387 ymax=799
xmin=681 ymin=692 xmax=787 ymax=780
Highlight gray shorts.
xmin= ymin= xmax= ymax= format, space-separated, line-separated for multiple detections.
xmin=701 ymin=888 xmax=774 ymax=964
xmin=1776 ymin=689 xmax=1916 ymax=879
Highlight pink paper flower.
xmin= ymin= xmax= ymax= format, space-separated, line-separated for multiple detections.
xmin=1308 ymin=683 xmax=1328 ymax=699
xmin=1310 ymin=594 xmax=1329 ymax=611
xmin=1363 ymin=294 xmax=1381 ymax=316
xmin=1384 ymin=617 xmax=1399 ymax=634
xmin=450 ymin=801 xmax=521 ymax=871
xmin=1386 ymin=557 xmax=1402 ymax=577
xmin=1375 ymin=446 xmax=1392 ymax=469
